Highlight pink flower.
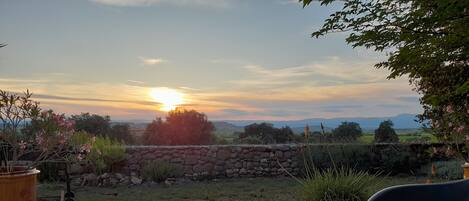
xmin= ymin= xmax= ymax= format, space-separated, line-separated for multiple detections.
xmin=77 ymin=154 xmax=84 ymax=161
xmin=18 ymin=140 xmax=27 ymax=150
xmin=464 ymin=135 xmax=469 ymax=141
xmin=80 ymin=143 xmax=91 ymax=153
xmin=446 ymin=105 xmax=454 ymax=113
xmin=58 ymin=134 xmax=65 ymax=144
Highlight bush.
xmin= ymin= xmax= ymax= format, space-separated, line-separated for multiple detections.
xmin=87 ymin=136 xmax=126 ymax=174
xmin=299 ymin=144 xmax=432 ymax=175
xmin=302 ymin=167 xmax=380 ymax=201
xmin=141 ymin=161 xmax=181 ymax=182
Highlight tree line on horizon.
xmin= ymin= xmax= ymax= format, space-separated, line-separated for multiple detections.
xmin=24 ymin=108 xmax=401 ymax=145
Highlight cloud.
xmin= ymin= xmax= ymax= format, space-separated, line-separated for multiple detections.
xmin=179 ymin=86 xmax=200 ymax=91
xmin=277 ymin=0 xmax=301 ymax=5
xmin=229 ymin=57 xmax=389 ymax=89
xmin=221 ymin=109 xmax=249 ymax=116
xmin=139 ymin=56 xmax=167 ymax=66
xmin=89 ymin=0 xmax=230 ymax=7
xmin=32 ymin=93 xmax=160 ymax=106
xmin=125 ymin=80 xmax=147 ymax=87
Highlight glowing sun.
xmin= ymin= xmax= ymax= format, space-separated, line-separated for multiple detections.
xmin=150 ymin=88 xmax=184 ymax=111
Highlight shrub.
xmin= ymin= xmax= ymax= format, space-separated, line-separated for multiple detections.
xmin=141 ymin=161 xmax=181 ymax=182
xmin=87 ymin=136 xmax=126 ymax=174
xmin=302 ymin=167 xmax=380 ymax=201
xmin=299 ymin=144 xmax=431 ymax=176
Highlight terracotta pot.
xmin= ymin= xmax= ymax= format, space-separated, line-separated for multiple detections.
xmin=463 ymin=163 xmax=469 ymax=179
xmin=0 ymin=167 xmax=40 ymax=201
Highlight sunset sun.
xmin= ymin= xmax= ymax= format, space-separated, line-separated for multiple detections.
xmin=150 ymin=88 xmax=184 ymax=111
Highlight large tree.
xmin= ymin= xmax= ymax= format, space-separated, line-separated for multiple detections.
xmin=332 ymin=121 xmax=363 ymax=141
xmin=239 ymin=123 xmax=295 ymax=144
xmin=70 ymin=113 xmax=111 ymax=136
xmin=69 ymin=113 xmax=133 ymax=143
xmin=143 ymin=109 xmax=215 ymax=145
xmin=374 ymin=120 xmax=399 ymax=143
xmin=301 ymin=0 xmax=469 ymax=139
xmin=110 ymin=124 xmax=134 ymax=144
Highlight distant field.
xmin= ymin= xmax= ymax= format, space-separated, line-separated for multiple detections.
xmin=214 ymin=130 xmax=438 ymax=144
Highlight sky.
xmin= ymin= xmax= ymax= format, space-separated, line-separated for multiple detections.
xmin=0 ymin=0 xmax=422 ymax=121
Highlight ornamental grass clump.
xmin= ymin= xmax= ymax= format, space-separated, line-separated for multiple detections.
xmin=302 ymin=167 xmax=380 ymax=201
xmin=141 ymin=160 xmax=181 ymax=182
xmin=87 ymin=136 xmax=126 ymax=174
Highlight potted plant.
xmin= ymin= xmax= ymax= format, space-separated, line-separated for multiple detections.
xmin=0 ymin=90 xmax=88 ymax=201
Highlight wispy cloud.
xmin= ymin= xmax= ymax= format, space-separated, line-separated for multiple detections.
xmin=89 ymin=0 xmax=230 ymax=7
xmin=139 ymin=56 xmax=167 ymax=66
xmin=230 ymin=57 xmax=389 ymax=88
xmin=277 ymin=0 xmax=301 ymax=5
xmin=179 ymin=86 xmax=200 ymax=91
xmin=126 ymin=79 xmax=145 ymax=84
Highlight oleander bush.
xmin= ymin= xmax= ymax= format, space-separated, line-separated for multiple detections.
xmin=141 ymin=160 xmax=182 ymax=182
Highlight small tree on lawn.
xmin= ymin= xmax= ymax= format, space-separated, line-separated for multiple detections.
xmin=374 ymin=120 xmax=399 ymax=143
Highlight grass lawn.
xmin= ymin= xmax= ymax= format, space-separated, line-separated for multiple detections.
xmin=38 ymin=176 xmax=447 ymax=201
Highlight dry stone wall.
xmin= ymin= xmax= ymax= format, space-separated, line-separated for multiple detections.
xmin=125 ymin=144 xmax=302 ymax=179
xmin=123 ymin=143 xmax=443 ymax=180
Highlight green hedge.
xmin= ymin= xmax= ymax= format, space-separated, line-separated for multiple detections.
xmin=299 ymin=143 xmax=445 ymax=175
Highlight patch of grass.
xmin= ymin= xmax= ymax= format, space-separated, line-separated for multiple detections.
xmin=38 ymin=177 xmax=450 ymax=201
xmin=39 ymin=177 xmax=300 ymax=201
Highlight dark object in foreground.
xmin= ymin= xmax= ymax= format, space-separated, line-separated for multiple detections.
xmin=38 ymin=161 xmax=75 ymax=201
xmin=369 ymin=179 xmax=469 ymax=201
